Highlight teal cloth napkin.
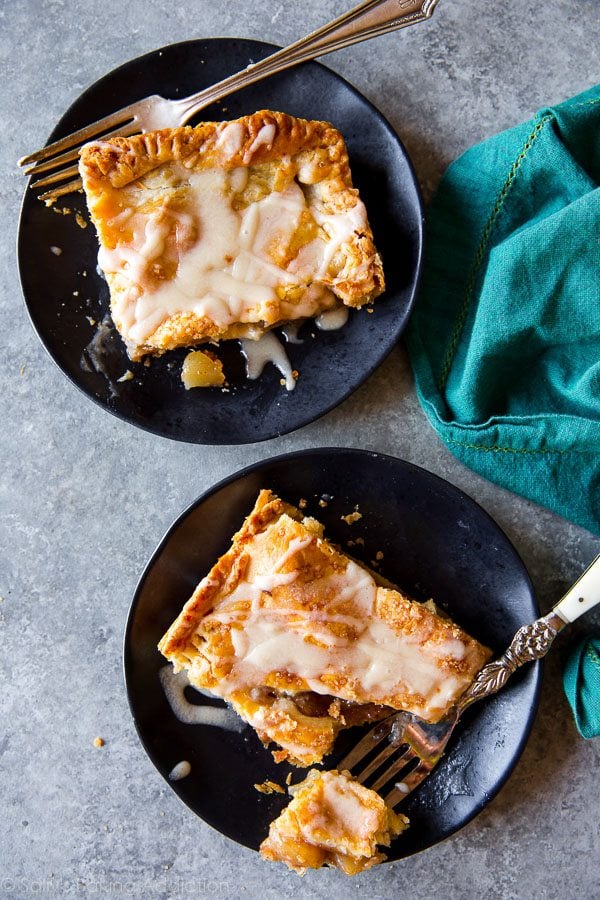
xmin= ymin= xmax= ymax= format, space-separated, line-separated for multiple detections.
xmin=406 ymin=85 xmax=600 ymax=535
xmin=563 ymin=638 xmax=600 ymax=739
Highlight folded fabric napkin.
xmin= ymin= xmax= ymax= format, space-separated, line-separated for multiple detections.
xmin=563 ymin=637 xmax=600 ymax=739
xmin=407 ymin=84 xmax=600 ymax=535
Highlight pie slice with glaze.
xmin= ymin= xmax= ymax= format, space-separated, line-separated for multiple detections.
xmin=79 ymin=110 xmax=385 ymax=361
xmin=158 ymin=490 xmax=491 ymax=766
xmin=260 ymin=769 xmax=409 ymax=875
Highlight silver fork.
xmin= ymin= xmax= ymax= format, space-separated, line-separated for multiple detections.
xmin=339 ymin=552 xmax=600 ymax=810
xmin=18 ymin=0 xmax=440 ymax=203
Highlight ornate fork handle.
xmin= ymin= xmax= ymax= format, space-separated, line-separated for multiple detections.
xmin=458 ymin=613 xmax=564 ymax=710
xmin=458 ymin=552 xmax=600 ymax=713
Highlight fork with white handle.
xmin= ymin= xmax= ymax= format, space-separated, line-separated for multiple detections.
xmin=18 ymin=0 xmax=440 ymax=203
xmin=339 ymin=552 xmax=600 ymax=809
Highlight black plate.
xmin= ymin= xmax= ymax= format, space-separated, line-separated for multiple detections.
xmin=124 ymin=448 xmax=541 ymax=860
xmin=18 ymin=39 xmax=423 ymax=444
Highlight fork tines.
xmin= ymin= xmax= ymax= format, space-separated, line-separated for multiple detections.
xmin=19 ymin=111 xmax=141 ymax=203
xmin=383 ymin=760 xmax=433 ymax=809
xmin=338 ymin=713 xmax=431 ymax=808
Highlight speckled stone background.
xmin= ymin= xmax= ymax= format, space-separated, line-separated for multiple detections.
xmin=2 ymin=1 xmax=600 ymax=898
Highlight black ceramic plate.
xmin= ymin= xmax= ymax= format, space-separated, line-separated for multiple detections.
xmin=124 ymin=448 xmax=541 ymax=860
xmin=18 ymin=39 xmax=423 ymax=444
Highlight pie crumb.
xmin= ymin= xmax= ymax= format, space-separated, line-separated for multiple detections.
xmin=342 ymin=511 xmax=362 ymax=525
xmin=255 ymin=780 xmax=285 ymax=795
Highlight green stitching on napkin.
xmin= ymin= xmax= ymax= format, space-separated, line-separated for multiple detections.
xmin=586 ymin=644 xmax=600 ymax=676
xmin=445 ymin=439 xmax=566 ymax=456
xmin=406 ymin=84 xmax=600 ymax=533
xmin=573 ymin=97 xmax=600 ymax=109
xmin=437 ymin=114 xmax=553 ymax=391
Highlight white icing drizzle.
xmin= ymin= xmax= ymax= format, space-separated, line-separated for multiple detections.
xmin=242 ymin=123 xmax=276 ymax=164
xmin=240 ymin=332 xmax=296 ymax=391
xmin=315 ymin=307 xmax=350 ymax=331
xmin=288 ymin=200 xmax=368 ymax=281
xmin=195 ymin=532 xmax=469 ymax=716
xmin=229 ymin=166 xmax=249 ymax=193
xmin=254 ymin=570 xmax=299 ymax=592
xmin=293 ymin=773 xmax=381 ymax=847
xmin=168 ymin=760 xmax=191 ymax=781
xmin=280 ymin=322 xmax=304 ymax=344
xmin=97 ymin=163 xmax=367 ymax=350
xmin=215 ymin=121 xmax=245 ymax=156
xmin=263 ymin=534 xmax=313 ymax=570
xmin=159 ymin=665 xmax=244 ymax=731
xmin=317 ymin=774 xmax=380 ymax=839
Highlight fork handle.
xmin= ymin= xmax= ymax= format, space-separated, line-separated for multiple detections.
xmin=553 ymin=552 xmax=600 ymax=623
xmin=175 ymin=0 xmax=441 ymax=121
xmin=457 ymin=553 xmax=600 ymax=711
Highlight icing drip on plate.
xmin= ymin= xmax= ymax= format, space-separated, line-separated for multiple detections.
xmin=168 ymin=760 xmax=191 ymax=781
xmin=159 ymin=665 xmax=244 ymax=731
xmin=315 ymin=307 xmax=350 ymax=331
xmin=280 ymin=322 xmax=304 ymax=344
xmin=241 ymin=332 xmax=296 ymax=391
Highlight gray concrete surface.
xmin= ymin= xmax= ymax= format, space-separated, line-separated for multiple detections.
xmin=2 ymin=1 xmax=600 ymax=898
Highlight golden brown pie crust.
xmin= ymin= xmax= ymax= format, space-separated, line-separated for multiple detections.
xmin=159 ymin=490 xmax=491 ymax=766
xmin=79 ymin=110 xmax=385 ymax=360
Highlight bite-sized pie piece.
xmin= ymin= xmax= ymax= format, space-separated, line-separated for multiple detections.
xmin=158 ymin=490 xmax=491 ymax=766
xmin=260 ymin=769 xmax=408 ymax=875
xmin=79 ymin=110 xmax=385 ymax=361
